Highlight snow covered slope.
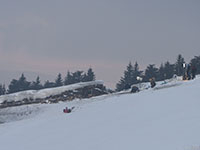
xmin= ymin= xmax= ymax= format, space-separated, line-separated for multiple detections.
xmin=0 ymin=80 xmax=104 ymax=103
xmin=0 ymin=77 xmax=200 ymax=150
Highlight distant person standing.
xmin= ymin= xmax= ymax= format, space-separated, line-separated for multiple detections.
xmin=182 ymin=63 xmax=187 ymax=80
xmin=186 ymin=64 xmax=191 ymax=80
xmin=149 ymin=78 xmax=156 ymax=88
xmin=191 ymin=65 xmax=197 ymax=79
xmin=183 ymin=63 xmax=191 ymax=80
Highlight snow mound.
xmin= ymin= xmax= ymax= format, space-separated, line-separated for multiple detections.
xmin=0 ymin=80 xmax=104 ymax=103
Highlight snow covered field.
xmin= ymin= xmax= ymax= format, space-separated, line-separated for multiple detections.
xmin=0 ymin=77 xmax=200 ymax=150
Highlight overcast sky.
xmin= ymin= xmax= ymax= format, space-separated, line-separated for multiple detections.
xmin=0 ymin=0 xmax=200 ymax=88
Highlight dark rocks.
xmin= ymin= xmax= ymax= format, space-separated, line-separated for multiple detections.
xmin=0 ymin=83 xmax=108 ymax=108
xmin=131 ymin=86 xmax=140 ymax=93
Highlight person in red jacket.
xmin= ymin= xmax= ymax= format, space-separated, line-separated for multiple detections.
xmin=63 ymin=106 xmax=75 ymax=113
xmin=63 ymin=107 xmax=72 ymax=113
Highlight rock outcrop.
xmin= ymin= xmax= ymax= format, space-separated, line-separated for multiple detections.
xmin=0 ymin=81 xmax=108 ymax=108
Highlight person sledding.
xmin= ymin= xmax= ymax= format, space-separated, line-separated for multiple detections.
xmin=63 ymin=106 xmax=75 ymax=113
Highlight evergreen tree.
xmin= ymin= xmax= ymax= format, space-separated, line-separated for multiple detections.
xmin=190 ymin=55 xmax=200 ymax=74
xmin=116 ymin=62 xmax=134 ymax=91
xmin=144 ymin=64 xmax=159 ymax=81
xmin=8 ymin=74 xmax=31 ymax=93
xmin=116 ymin=77 xmax=126 ymax=91
xmin=44 ymin=80 xmax=55 ymax=88
xmin=123 ymin=62 xmax=134 ymax=84
xmin=132 ymin=62 xmax=143 ymax=84
xmin=64 ymin=69 xmax=95 ymax=85
xmin=8 ymin=79 xmax=19 ymax=94
xmin=85 ymin=68 xmax=96 ymax=82
xmin=72 ymin=71 xmax=84 ymax=83
xmin=158 ymin=63 xmax=165 ymax=81
xmin=175 ymin=54 xmax=185 ymax=76
xmin=0 ymin=84 xmax=6 ymax=95
xmin=82 ymin=73 xmax=88 ymax=82
xmin=18 ymin=74 xmax=31 ymax=91
xmin=64 ymin=71 xmax=73 ymax=85
xmin=163 ymin=61 xmax=175 ymax=79
xmin=31 ymin=76 xmax=43 ymax=90
xmin=55 ymin=73 xmax=63 ymax=87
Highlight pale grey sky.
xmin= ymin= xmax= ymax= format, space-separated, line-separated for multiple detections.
xmin=0 ymin=0 xmax=200 ymax=88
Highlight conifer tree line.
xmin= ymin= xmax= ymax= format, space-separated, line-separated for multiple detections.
xmin=0 ymin=68 xmax=95 ymax=95
xmin=0 ymin=54 xmax=200 ymax=95
xmin=116 ymin=54 xmax=200 ymax=91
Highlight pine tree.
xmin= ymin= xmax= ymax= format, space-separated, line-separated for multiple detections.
xmin=132 ymin=62 xmax=143 ymax=84
xmin=163 ymin=61 xmax=175 ymax=79
xmin=72 ymin=71 xmax=83 ymax=83
xmin=8 ymin=74 xmax=31 ymax=93
xmin=116 ymin=77 xmax=126 ymax=91
xmin=55 ymin=73 xmax=63 ymax=87
xmin=0 ymin=84 xmax=6 ymax=95
xmin=124 ymin=62 xmax=134 ymax=84
xmin=175 ymin=54 xmax=185 ymax=76
xmin=44 ymin=80 xmax=55 ymax=88
xmin=190 ymin=55 xmax=200 ymax=74
xmin=144 ymin=64 xmax=159 ymax=81
xmin=158 ymin=63 xmax=165 ymax=81
xmin=116 ymin=62 xmax=134 ymax=91
xmin=31 ymin=76 xmax=43 ymax=90
xmin=82 ymin=73 xmax=88 ymax=82
xmin=85 ymin=68 xmax=96 ymax=82
xmin=8 ymin=79 xmax=19 ymax=94
xmin=2 ymin=84 xmax=6 ymax=95
xmin=64 ymin=71 xmax=73 ymax=85
xmin=18 ymin=74 xmax=31 ymax=91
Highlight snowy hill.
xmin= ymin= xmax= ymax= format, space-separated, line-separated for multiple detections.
xmin=0 ymin=80 xmax=106 ymax=108
xmin=0 ymin=80 xmax=104 ymax=103
xmin=0 ymin=77 xmax=200 ymax=150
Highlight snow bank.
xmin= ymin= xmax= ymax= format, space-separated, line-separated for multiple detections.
xmin=0 ymin=80 xmax=104 ymax=103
